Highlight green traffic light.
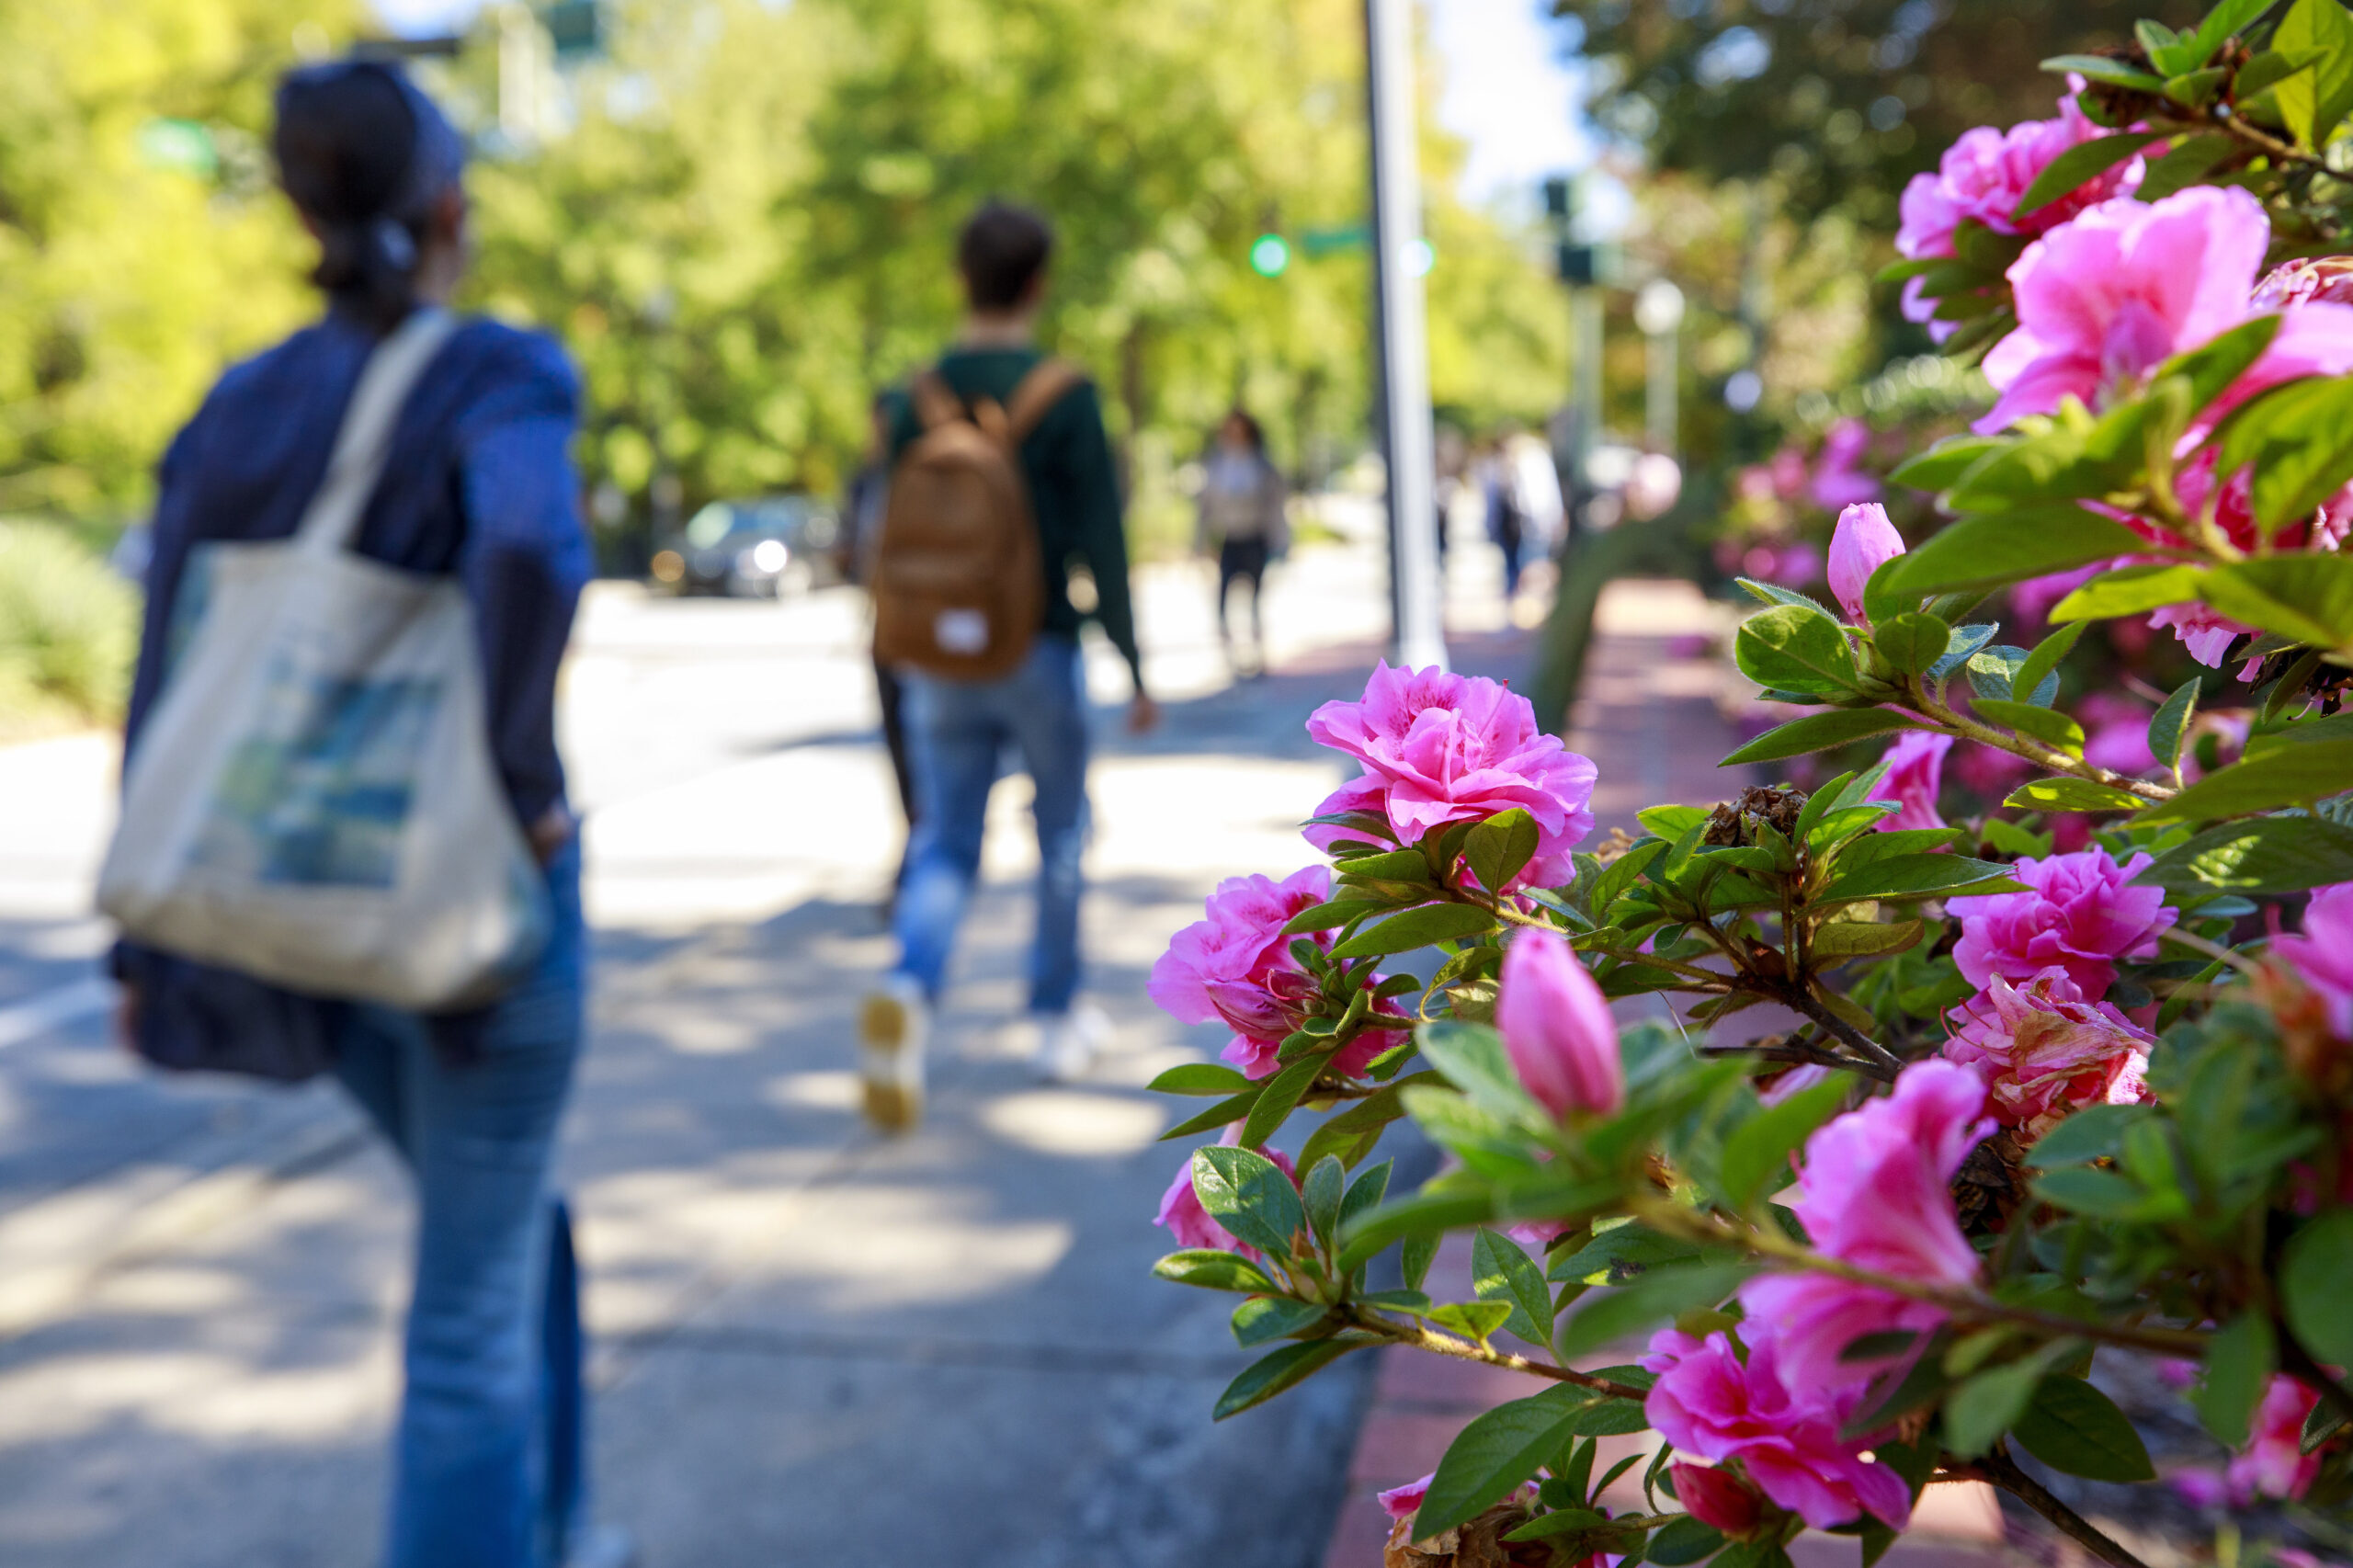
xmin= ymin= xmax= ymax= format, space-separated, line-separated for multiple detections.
xmin=1249 ymin=233 xmax=1290 ymax=278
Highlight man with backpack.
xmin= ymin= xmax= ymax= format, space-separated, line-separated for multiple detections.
xmin=858 ymin=200 xmax=1156 ymax=1119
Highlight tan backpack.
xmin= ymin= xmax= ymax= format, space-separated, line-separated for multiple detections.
xmin=870 ymin=358 xmax=1084 ymax=679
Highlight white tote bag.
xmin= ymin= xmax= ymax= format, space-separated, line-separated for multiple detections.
xmin=100 ymin=310 xmax=551 ymax=1012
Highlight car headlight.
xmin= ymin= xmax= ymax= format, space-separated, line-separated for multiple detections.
xmin=749 ymin=539 xmax=790 ymax=573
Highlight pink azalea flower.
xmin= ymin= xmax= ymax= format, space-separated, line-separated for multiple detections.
xmin=1947 ymin=846 xmax=2178 ymax=998
xmin=1377 ymin=1472 xmax=1432 ymax=1523
xmin=1154 ymin=1126 xmax=1299 ymax=1259
xmin=1828 ymin=503 xmax=1906 ymax=623
xmin=1305 ymin=663 xmax=1597 ymax=888
xmin=1768 ymin=448 xmax=1810 ymax=499
xmin=1497 ymin=926 xmax=1625 ymax=1119
xmin=1811 ymin=419 xmax=1882 ymax=511
xmin=1942 ymin=968 xmax=2155 ymax=1137
xmin=2253 ymin=255 xmax=2353 ymax=310
xmin=1643 ymin=1325 xmax=1914 ymax=1530
xmin=1896 ymin=82 xmax=2142 ymax=342
xmin=2174 ymin=1376 xmax=2325 ymax=1506
xmin=1670 ymin=1463 xmax=1769 ymax=1539
xmin=2274 ymin=882 xmax=2353 ymax=1041
xmin=1865 ymin=731 xmax=1952 ymax=832
xmin=1977 ymin=187 xmax=2353 ymax=434
xmin=2008 ymin=563 xmax=2101 ymax=628
xmin=2116 ymin=455 xmax=2353 ymax=669
xmin=1737 ymin=1061 xmax=1993 ymax=1394
xmin=1147 ymin=865 xmax=1401 ymax=1080
xmin=2076 ymin=691 xmax=2157 ymax=776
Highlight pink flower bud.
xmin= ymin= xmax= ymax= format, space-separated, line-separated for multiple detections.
xmin=1828 ymin=503 xmax=1905 ymax=624
xmin=1672 ymin=1463 xmax=1768 ymax=1539
xmin=1497 ymin=926 xmax=1624 ymax=1118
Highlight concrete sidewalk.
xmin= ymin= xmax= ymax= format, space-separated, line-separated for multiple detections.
xmin=0 ymin=540 xmax=1534 ymax=1566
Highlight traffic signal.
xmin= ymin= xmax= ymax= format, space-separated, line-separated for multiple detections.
xmin=1249 ymin=233 xmax=1291 ymax=278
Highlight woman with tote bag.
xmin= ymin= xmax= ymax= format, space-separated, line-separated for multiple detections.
xmin=108 ymin=61 xmax=628 ymax=1568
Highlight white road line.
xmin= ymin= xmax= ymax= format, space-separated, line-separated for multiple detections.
xmin=0 ymin=976 xmax=113 ymax=1051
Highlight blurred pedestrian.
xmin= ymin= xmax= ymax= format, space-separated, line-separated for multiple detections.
xmin=1194 ymin=408 xmax=1288 ymax=676
xmin=839 ymin=391 xmax=920 ymax=910
xmin=858 ymin=200 xmax=1156 ymax=1110
xmin=108 ymin=61 xmax=626 ymax=1568
xmin=1478 ymin=435 xmax=1527 ymax=599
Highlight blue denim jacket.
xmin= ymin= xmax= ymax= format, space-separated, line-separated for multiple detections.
xmin=118 ymin=305 xmax=590 ymax=1060
xmin=130 ymin=305 xmax=590 ymax=826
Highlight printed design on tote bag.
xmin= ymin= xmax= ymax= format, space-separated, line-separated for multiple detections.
xmin=186 ymin=654 xmax=444 ymax=888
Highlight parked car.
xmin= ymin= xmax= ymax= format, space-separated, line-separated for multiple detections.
xmin=650 ymin=495 xmax=843 ymax=597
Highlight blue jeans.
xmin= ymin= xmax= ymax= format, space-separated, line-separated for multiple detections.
xmin=894 ymin=633 xmax=1090 ymax=1014
xmin=333 ymin=841 xmax=588 ymax=1568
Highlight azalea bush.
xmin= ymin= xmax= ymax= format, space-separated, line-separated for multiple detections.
xmin=1145 ymin=6 xmax=2353 ymax=1565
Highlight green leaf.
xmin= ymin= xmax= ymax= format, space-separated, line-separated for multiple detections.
xmin=2199 ymin=555 xmax=2353 ymax=653
xmin=1646 ymin=1517 xmax=1728 ymax=1567
xmin=2012 ymin=622 xmax=2086 ymax=710
xmin=2282 ymin=1209 xmax=2353 ymax=1364
xmin=1240 ymin=1052 xmax=1324 ymax=1151
xmin=2050 ymin=562 xmax=2205 ymax=624
xmin=2217 ymin=375 xmax=2353 ymax=533
xmin=1889 ymin=435 xmax=2006 ymax=492
xmin=1465 ymin=809 xmax=1541 ymax=894
xmin=1413 ymin=1384 xmax=1594 ymax=1538
xmin=1212 ymin=1338 xmax=1357 ymax=1419
xmin=2133 ymin=131 xmax=2235 ymax=201
xmin=1929 ymin=622 xmax=2000 ymax=679
xmin=2139 ymin=17 xmax=2192 ymax=71
xmin=1279 ymin=898 xmax=1390 ymax=936
xmin=1147 ymin=1062 xmax=1256 ymax=1096
xmin=1336 ymin=848 xmax=1434 ymax=884
xmin=2012 ymin=131 xmax=2165 ymax=221
xmin=1550 ymin=1221 xmax=1705 ymax=1284
xmin=2041 ymin=53 xmax=2168 ymax=92
xmin=1302 ymin=1154 xmax=1346 ymax=1251
xmin=1972 ymin=699 xmax=2086 ymax=756
xmin=1472 ymin=1227 xmax=1556 ymax=1348
xmin=1943 ymin=1359 xmax=2046 ymax=1458
xmin=2194 ymin=1314 xmax=2277 ymax=1449
xmin=1886 ymin=507 xmax=2149 ymax=597
xmin=2273 ymin=0 xmax=2353 ymax=146
xmin=1160 ymin=1085 xmax=1266 ymax=1141
xmin=1863 ymin=555 xmax=1922 ymax=628
xmin=2140 ymin=738 xmax=2353 ymax=822
xmin=2237 ymin=45 xmax=2323 ymax=101
xmin=2138 ymin=814 xmax=2353 ymax=892
xmin=1327 ymin=901 xmax=1496 ymax=958
xmin=1735 ymin=577 xmax=1840 ymax=618
xmin=1873 ymin=612 xmax=1953 ymax=676
xmin=1428 ymin=1300 xmax=1516 ymax=1345
xmin=1720 ymin=708 xmax=1925 ymax=767
xmin=1153 ymin=1249 xmax=1279 ymax=1292
xmin=1719 ymin=1074 xmax=1849 ymax=1210
xmin=2003 ymin=777 xmax=2150 ymax=813
xmin=1811 ymin=916 xmax=1926 ymax=959
xmin=1555 ymin=1262 xmax=1755 ymax=1358
xmin=2014 ymin=1376 xmax=2157 ymax=1482
xmin=1817 ymin=853 xmax=2018 ymax=903
xmin=2028 ymin=1104 xmax=2150 ymax=1166
xmin=1416 ymin=1020 xmax=1544 ymax=1123
xmin=2033 ymin=1165 xmax=2153 ymax=1218
xmin=1567 ymin=1397 xmax=1654 ymax=1435
xmin=1192 ymin=1144 xmax=1305 ymax=1258
xmin=2187 ymin=0 xmax=2284 ymax=66
xmin=1340 ymin=1159 xmax=1394 ymax=1232
xmin=2304 ymin=1395 xmax=2349 ymax=1457
xmin=2149 ymin=676 xmax=2201 ymax=770
xmin=1232 ymin=1295 xmax=1332 ymax=1346
xmin=1734 ymin=604 xmax=1863 ymax=698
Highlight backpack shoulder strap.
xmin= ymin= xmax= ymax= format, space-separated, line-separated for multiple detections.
xmin=910 ymin=368 xmax=967 ymax=433
xmin=1004 ymin=358 xmax=1087 ymax=445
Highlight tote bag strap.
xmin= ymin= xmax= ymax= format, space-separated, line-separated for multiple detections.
xmin=294 ymin=307 xmax=461 ymax=559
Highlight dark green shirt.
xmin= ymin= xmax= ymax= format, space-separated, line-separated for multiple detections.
xmin=884 ymin=346 xmax=1144 ymax=692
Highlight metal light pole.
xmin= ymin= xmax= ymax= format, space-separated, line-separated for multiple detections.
xmin=1635 ymin=278 xmax=1685 ymax=455
xmin=1365 ymin=0 xmax=1447 ymax=673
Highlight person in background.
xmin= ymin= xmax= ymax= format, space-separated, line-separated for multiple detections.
xmin=116 ymin=61 xmax=626 ymax=1568
xmin=1479 ymin=434 xmax=1527 ymax=600
xmin=860 ymin=201 xmax=1157 ymax=1085
xmin=839 ymin=390 xmax=919 ymax=911
xmin=1193 ymin=408 xmax=1288 ymax=677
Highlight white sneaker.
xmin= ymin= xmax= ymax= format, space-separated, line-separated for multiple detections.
xmin=859 ymin=975 xmax=928 ymax=1131
xmin=1033 ymin=1001 xmax=1111 ymax=1083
